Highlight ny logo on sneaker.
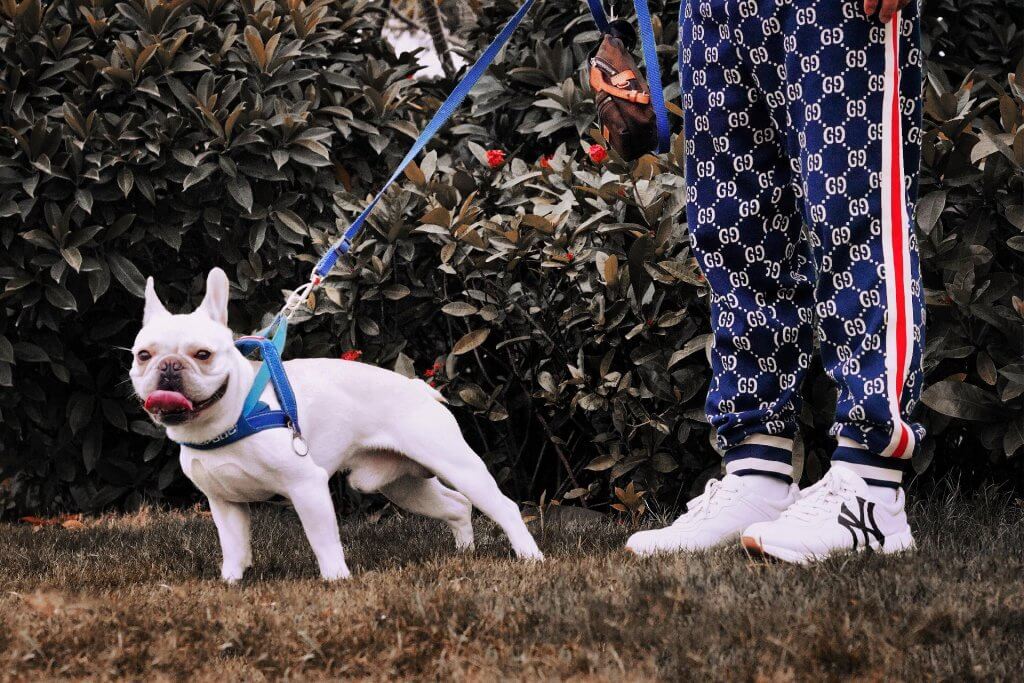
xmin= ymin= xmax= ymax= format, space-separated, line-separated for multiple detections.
xmin=837 ymin=497 xmax=885 ymax=550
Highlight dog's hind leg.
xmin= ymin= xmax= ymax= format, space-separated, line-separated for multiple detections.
xmin=396 ymin=424 xmax=542 ymax=560
xmin=208 ymin=496 xmax=252 ymax=584
xmin=288 ymin=470 xmax=351 ymax=580
xmin=432 ymin=447 xmax=542 ymax=560
xmin=380 ymin=476 xmax=474 ymax=551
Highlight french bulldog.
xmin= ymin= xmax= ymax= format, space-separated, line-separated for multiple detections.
xmin=130 ymin=268 xmax=543 ymax=582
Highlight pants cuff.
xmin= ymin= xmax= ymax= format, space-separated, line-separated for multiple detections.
xmin=723 ymin=435 xmax=793 ymax=484
xmin=832 ymin=446 xmax=908 ymax=489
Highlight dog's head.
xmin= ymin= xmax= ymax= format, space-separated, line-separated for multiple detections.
xmin=130 ymin=268 xmax=250 ymax=441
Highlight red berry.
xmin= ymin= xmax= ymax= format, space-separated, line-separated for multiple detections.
xmin=539 ymin=154 xmax=553 ymax=169
xmin=486 ymin=149 xmax=506 ymax=168
xmin=340 ymin=350 xmax=362 ymax=361
xmin=588 ymin=144 xmax=608 ymax=163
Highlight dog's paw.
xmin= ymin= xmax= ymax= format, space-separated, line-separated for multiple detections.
xmin=221 ymin=566 xmax=247 ymax=584
xmin=515 ymin=548 xmax=545 ymax=562
xmin=451 ymin=523 xmax=475 ymax=551
xmin=319 ymin=561 xmax=351 ymax=581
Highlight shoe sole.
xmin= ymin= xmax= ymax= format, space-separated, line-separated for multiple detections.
xmin=741 ymin=530 xmax=916 ymax=565
xmin=740 ymin=535 xmax=804 ymax=565
xmin=624 ymin=533 xmax=741 ymax=557
xmin=740 ymin=535 xmax=771 ymax=562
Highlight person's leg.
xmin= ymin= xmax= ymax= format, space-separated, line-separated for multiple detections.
xmin=732 ymin=0 xmax=924 ymax=487
xmin=795 ymin=0 xmax=925 ymax=488
xmin=740 ymin=0 xmax=925 ymax=562
xmin=684 ymin=0 xmax=816 ymax=485
xmin=626 ymin=0 xmax=807 ymax=555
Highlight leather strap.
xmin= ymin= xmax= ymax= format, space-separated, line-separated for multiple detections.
xmin=590 ymin=65 xmax=651 ymax=104
xmin=611 ymin=69 xmax=637 ymax=87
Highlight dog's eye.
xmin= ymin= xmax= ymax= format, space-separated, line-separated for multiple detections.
xmin=194 ymin=350 xmax=212 ymax=361
xmin=137 ymin=350 xmax=151 ymax=362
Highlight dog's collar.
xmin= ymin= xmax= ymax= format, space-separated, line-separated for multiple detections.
xmin=178 ymin=317 xmax=307 ymax=455
xmin=180 ymin=400 xmax=296 ymax=450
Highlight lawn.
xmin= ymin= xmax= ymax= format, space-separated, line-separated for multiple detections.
xmin=2 ymin=485 xmax=1022 ymax=681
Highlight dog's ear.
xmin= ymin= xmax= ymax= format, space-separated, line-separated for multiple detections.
xmin=199 ymin=267 xmax=230 ymax=326
xmin=144 ymin=277 xmax=170 ymax=325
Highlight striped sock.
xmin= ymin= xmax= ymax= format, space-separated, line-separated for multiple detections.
xmin=832 ymin=446 xmax=908 ymax=489
xmin=723 ymin=436 xmax=793 ymax=485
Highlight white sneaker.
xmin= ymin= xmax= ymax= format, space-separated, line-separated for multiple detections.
xmin=625 ymin=474 xmax=797 ymax=555
xmin=740 ymin=465 xmax=915 ymax=565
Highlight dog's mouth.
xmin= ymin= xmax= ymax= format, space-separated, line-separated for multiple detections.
xmin=144 ymin=380 xmax=228 ymax=425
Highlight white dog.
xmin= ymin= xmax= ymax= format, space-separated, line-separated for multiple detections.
xmin=130 ymin=268 xmax=543 ymax=582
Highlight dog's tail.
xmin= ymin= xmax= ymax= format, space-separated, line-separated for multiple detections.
xmin=412 ymin=378 xmax=447 ymax=404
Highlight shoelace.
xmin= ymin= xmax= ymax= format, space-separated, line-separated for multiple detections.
xmin=783 ymin=471 xmax=854 ymax=522
xmin=673 ymin=478 xmax=739 ymax=523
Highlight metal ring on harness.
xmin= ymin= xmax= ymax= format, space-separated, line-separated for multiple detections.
xmin=291 ymin=430 xmax=309 ymax=456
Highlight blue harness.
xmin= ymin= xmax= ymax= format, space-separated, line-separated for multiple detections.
xmin=178 ymin=1 xmax=669 ymax=453
xmin=182 ymin=317 xmax=307 ymax=454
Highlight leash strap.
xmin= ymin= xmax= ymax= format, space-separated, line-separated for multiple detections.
xmin=312 ymin=0 xmax=537 ymax=280
xmin=586 ymin=0 xmax=670 ymax=153
xmin=182 ymin=1 xmax=670 ymax=451
xmin=586 ymin=0 xmax=612 ymax=32
xmin=235 ymin=329 xmax=301 ymax=435
xmin=240 ymin=316 xmax=288 ymax=418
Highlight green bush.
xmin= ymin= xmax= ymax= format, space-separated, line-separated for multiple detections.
xmin=1 ymin=0 xmax=1021 ymax=515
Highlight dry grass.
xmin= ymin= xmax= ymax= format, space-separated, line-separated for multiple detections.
xmin=2 ymin=486 xmax=1022 ymax=681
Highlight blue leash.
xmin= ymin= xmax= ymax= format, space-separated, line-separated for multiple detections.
xmin=314 ymin=0 xmax=670 ymax=279
xmin=586 ymin=0 xmax=671 ymax=153
xmin=181 ymin=0 xmax=671 ymax=453
xmin=180 ymin=3 xmax=538 ymax=453
xmin=313 ymin=0 xmax=538 ymax=279
xmin=586 ymin=0 xmax=612 ymax=32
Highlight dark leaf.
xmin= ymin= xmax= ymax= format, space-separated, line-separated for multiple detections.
xmin=107 ymin=252 xmax=146 ymax=297
xmin=227 ymin=176 xmax=253 ymax=212
xmin=921 ymin=379 xmax=1001 ymax=421
xmin=453 ymin=328 xmax=490 ymax=355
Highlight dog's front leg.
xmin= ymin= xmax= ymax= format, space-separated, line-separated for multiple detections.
xmin=208 ymin=496 xmax=252 ymax=583
xmin=289 ymin=470 xmax=350 ymax=580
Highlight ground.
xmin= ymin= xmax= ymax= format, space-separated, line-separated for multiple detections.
xmin=2 ymin=486 xmax=1022 ymax=681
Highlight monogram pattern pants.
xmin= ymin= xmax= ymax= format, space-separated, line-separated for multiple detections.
xmin=680 ymin=0 xmax=925 ymax=487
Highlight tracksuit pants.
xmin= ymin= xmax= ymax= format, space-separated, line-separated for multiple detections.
xmin=680 ymin=0 xmax=925 ymax=488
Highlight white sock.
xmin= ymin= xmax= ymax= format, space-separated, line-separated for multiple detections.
xmin=866 ymin=483 xmax=901 ymax=504
xmin=831 ymin=461 xmax=903 ymax=504
xmin=738 ymin=473 xmax=791 ymax=501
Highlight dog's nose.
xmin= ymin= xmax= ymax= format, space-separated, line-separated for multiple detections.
xmin=158 ymin=359 xmax=184 ymax=373
xmin=156 ymin=357 xmax=185 ymax=391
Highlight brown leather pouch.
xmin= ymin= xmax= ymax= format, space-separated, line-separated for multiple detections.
xmin=588 ymin=20 xmax=657 ymax=161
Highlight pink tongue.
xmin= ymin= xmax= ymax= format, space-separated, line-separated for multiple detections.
xmin=144 ymin=390 xmax=193 ymax=413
